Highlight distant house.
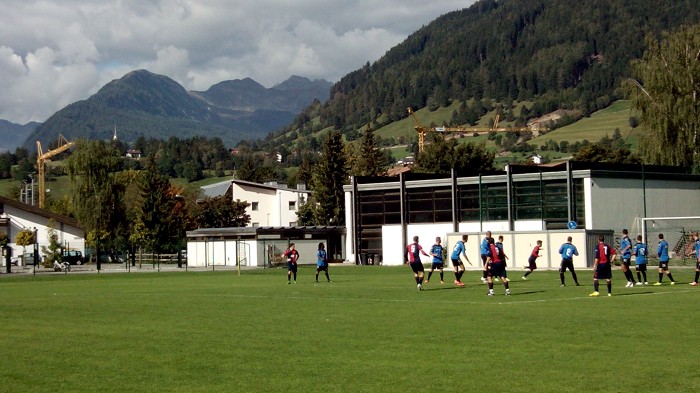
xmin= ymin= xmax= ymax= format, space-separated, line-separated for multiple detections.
xmin=0 ymin=195 xmax=85 ymax=267
xmin=201 ymin=179 xmax=311 ymax=227
xmin=125 ymin=149 xmax=142 ymax=159
xmin=529 ymin=153 xmax=544 ymax=165
xmin=229 ymin=148 xmax=240 ymax=156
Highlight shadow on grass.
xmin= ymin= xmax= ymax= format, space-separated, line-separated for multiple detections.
xmin=509 ymin=290 xmax=547 ymax=296
xmin=610 ymin=291 xmax=655 ymax=296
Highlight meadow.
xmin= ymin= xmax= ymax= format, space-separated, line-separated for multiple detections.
xmin=1 ymin=266 xmax=698 ymax=392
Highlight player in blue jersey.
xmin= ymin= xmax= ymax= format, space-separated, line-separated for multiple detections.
xmin=486 ymin=237 xmax=511 ymax=296
xmin=590 ymin=235 xmax=616 ymax=297
xmin=315 ymin=242 xmax=331 ymax=283
xmin=558 ymin=236 xmax=580 ymax=286
xmin=619 ymin=229 xmax=636 ymax=287
xmin=450 ymin=234 xmax=472 ymax=286
xmin=425 ymin=237 xmax=445 ymax=284
xmin=633 ymin=235 xmax=648 ymax=285
xmin=691 ymin=231 xmax=700 ymax=286
xmin=406 ymin=236 xmax=430 ymax=290
xmin=480 ymin=231 xmax=492 ymax=283
xmin=654 ymin=233 xmax=675 ymax=285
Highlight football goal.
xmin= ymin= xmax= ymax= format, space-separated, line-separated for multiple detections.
xmin=631 ymin=216 xmax=700 ymax=261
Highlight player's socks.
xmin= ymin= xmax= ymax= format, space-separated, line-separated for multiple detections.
xmin=504 ymin=281 xmax=509 ymax=289
xmin=607 ymin=282 xmax=611 ymax=294
xmin=559 ymin=273 xmax=565 ymax=285
xmin=658 ymin=273 xmax=663 ymax=283
xmin=440 ymin=272 xmax=444 ymax=281
xmin=667 ymin=273 xmax=674 ymax=282
xmin=457 ymin=270 xmax=464 ymax=281
xmin=695 ymin=271 xmax=700 ymax=283
xmin=637 ymin=271 xmax=642 ymax=282
xmin=325 ymin=272 xmax=330 ymax=281
xmin=524 ymin=270 xmax=532 ymax=277
xmin=427 ymin=271 xmax=433 ymax=280
xmin=642 ymin=271 xmax=647 ymax=282
xmin=594 ymin=281 xmax=599 ymax=292
xmin=488 ymin=282 xmax=493 ymax=290
xmin=315 ymin=273 xmax=319 ymax=281
xmin=572 ymin=272 xmax=579 ymax=285
xmin=415 ymin=277 xmax=420 ymax=284
xmin=482 ymin=270 xmax=488 ymax=279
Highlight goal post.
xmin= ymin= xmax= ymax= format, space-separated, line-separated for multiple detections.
xmin=632 ymin=216 xmax=700 ymax=263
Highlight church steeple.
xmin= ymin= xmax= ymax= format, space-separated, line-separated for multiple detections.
xmin=113 ymin=125 xmax=118 ymax=141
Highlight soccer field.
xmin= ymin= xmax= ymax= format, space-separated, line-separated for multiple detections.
xmin=1 ymin=266 xmax=698 ymax=392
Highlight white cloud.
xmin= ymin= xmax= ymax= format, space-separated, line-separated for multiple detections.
xmin=0 ymin=0 xmax=474 ymax=124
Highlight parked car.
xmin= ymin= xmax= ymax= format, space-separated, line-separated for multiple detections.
xmin=62 ymin=250 xmax=85 ymax=265
xmin=11 ymin=252 xmax=37 ymax=266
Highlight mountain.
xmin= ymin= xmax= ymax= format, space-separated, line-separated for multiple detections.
xmin=23 ymin=70 xmax=331 ymax=149
xmin=263 ymin=0 xmax=700 ymax=149
xmin=0 ymin=120 xmax=40 ymax=152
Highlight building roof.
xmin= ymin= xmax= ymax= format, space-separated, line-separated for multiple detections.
xmin=200 ymin=179 xmax=310 ymax=198
xmin=186 ymin=225 xmax=344 ymax=239
xmin=0 ymin=195 xmax=81 ymax=229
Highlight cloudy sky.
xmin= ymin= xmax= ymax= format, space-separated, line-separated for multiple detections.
xmin=0 ymin=0 xmax=475 ymax=124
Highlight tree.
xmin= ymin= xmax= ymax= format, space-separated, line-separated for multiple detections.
xmin=625 ymin=24 xmax=700 ymax=172
xmin=40 ymin=220 xmax=62 ymax=267
xmin=137 ymin=159 xmax=175 ymax=254
xmin=191 ymin=196 xmax=250 ymax=228
xmin=65 ymin=139 xmax=126 ymax=257
xmin=349 ymin=125 xmax=388 ymax=177
xmin=415 ymin=134 xmax=495 ymax=175
xmin=15 ymin=229 xmax=35 ymax=261
xmin=0 ymin=232 xmax=8 ymax=248
xmin=574 ymin=144 xmax=640 ymax=164
xmin=309 ymin=130 xmax=348 ymax=225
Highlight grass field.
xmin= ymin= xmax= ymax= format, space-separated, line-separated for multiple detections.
xmin=1 ymin=267 xmax=698 ymax=392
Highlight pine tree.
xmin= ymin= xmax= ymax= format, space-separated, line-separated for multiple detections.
xmin=310 ymin=130 xmax=348 ymax=225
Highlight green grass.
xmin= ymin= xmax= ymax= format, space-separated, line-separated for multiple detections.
xmin=1 ymin=267 xmax=698 ymax=392
xmin=532 ymin=100 xmax=646 ymax=150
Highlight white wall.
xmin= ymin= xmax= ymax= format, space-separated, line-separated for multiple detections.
xmin=186 ymin=239 xmax=254 ymax=267
xmin=233 ymin=183 xmax=309 ymax=227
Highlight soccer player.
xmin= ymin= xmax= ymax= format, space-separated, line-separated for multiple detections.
xmin=619 ymin=229 xmax=636 ymax=287
xmin=691 ymin=231 xmax=700 ymax=286
xmin=558 ymin=236 xmax=580 ymax=286
xmin=590 ymin=235 xmax=616 ymax=297
xmin=315 ymin=242 xmax=331 ymax=283
xmin=450 ymin=234 xmax=472 ymax=286
xmin=283 ymin=243 xmax=299 ymax=284
xmin=406 ymin=236 xmax=430 ymax=290
xmin=486 ymin=237 xmax=511 ymax=296
xmin=426 ymin=237 xmax=445 ymax=284
xmin=522 ymin=240 xmax=542 ymax=280
xmin=480 ymin=231 xmax=492 ymax=283
xmin=495 ymin=235 xmax=509 ymax=282
xmin=654 ymin=233 xmax=676 ymax=285
xmin=633 ymin=235 xmax=648 ymax=285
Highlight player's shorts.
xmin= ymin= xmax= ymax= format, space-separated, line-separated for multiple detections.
xmin=430 ymin=262 xmax=444 ymax=270
xmin=635 ymin=263 xmax=647 ymax=272
xmin=489 ymin=262 xmax=506 ymax=278
xmin=410 ymin=261 xmax=424 ymax=274
xmin=622 ymin=257 xmax=631 ymax=267
xmin=658 ymin=261 xmax=669 ymax=270
xmin=696 ymin=262 xmax=700 ymax=270
xmin=559 ymin=258 xmax=574 ymax=272
xmin=528 ymin=256 xmax=538 ymax=270
xmin=594 ymin=263 xmax=612 ymax=280
xmin=451 ymin=258 xmax=463 ymax=268
xmin=287 ymin=262 xmax=297 ymax=272
xmin=316 ymin=263 xmax=328 ymax=271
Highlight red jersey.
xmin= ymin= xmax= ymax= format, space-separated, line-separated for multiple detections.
xmin=594 ymin=242 xmax=615 ymax=264
xmin=406 ymin=243 xmax=423 ymax=263
xmin=284 ymin=249 xmax=299 ymax=264
xmin=531 ymin=245 xmax=541 ymax=259
xmin=488 ymin=243 xmax=502 ymax=263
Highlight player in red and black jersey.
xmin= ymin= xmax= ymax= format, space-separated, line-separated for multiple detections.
xmin=522 ymin=240 xmax=542 ymax=280
xmin=590 ymin=235 xmax=616 ymax=297
xmin=406 ymin=236 xmax=430 ymax=290
xmin=486 ymin=237 xmax=511 ymax=296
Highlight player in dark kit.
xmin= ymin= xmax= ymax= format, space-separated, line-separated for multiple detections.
xmin=691 ymin=231 xmax=700 ymax=286
xmin=406 ymin=236 xmax=430 ymax=290
xmin=619 ymin=229 xmax=636 ymax=287
xmin=590 ymin=235 xmax=616 ymax=297
xmin=315 ymin=242 xmax=331 ymax=283
xmin=426 ymin=237 xmax=445 ymax=284
xmin=558 ymin=236 xmax=580 ymax=286
xmin=486 ymin=237 xmax=511 ymax=296
xmin=283 ymin=243 xmax=299 ymax=284
xmin=654 ymin=233 xmax=676 ymax=285
xmin=522 ymin=240 xmax=542 ymax=280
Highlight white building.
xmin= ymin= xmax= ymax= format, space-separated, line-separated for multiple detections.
xmin=0 ymin=195 xmax=85 ymax=267
xmin=343 ymin=162 xmax=700 ymax=268
xmin=201 ymin=179 xmax=310 ymax=227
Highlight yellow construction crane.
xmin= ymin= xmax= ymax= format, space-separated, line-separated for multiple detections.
xmin=36 ymin=135 xmax=74 ymax=208
xmin=407 ymin=107 xmax=537 ymax=153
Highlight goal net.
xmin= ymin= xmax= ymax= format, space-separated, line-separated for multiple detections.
xmin=631 ymin=216 xmax=700 ymax=263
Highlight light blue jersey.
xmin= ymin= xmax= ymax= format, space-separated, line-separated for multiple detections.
xmin=620 ymin=236 xmax=632 ymax=258
xmin=657 ymin=240 xmax=669 ymax=262
xmin=317 ymin=249 xmax=327 ymax=267
xmin=430 ymin=244 xmax=444 ymax=263
xmin=451 ymin=241 xmax=466 ymax=260
xmin=634 ymin=242 xmax=647 ymax=265
xmin=695 ymin=238 xmax=700 ymax=260
xmin=558 ymin=243 xmax=578 ymax=260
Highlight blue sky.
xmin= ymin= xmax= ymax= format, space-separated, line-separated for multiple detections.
xmin=0 ymin=0 xmax=475 ymax=124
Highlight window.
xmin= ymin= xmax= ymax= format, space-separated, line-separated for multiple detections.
xmin=289 ymin=221 xmax=297 ymax=226
xmin=288 ymin=201 xmax=296 ymax=210
xmin=252 ymin=222 xmax=259 ymax=227
xmin=251 ymin=202 xmax=259 ymax=211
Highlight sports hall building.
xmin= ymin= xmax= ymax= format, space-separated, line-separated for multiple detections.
xmin=343 ymin=162 xmax=700 ymax=269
